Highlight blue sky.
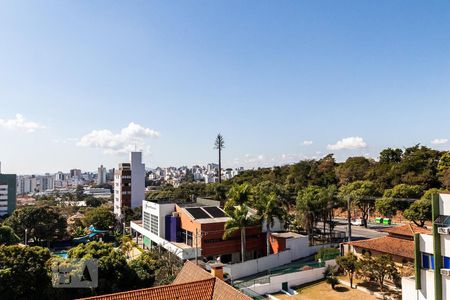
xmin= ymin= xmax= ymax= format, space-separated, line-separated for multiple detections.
xmin=1 ymin=1 xmax=450 ymax=174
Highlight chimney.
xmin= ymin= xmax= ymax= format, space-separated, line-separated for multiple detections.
xmin=209 ymin=263 xmax=224 ymax=280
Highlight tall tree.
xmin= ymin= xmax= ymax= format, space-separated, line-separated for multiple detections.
xmin=336 ymin=252 xmax=359 ymax=288
xmin=256 ymin=192 xmax=286 ymax=255
xmin=296 ymin=186 xmax=328 ymax=242
xmin=82 ymin=206 xmax=116 ymax=230
xmin=223 ymin=205 xmax=256 ymax=263
xmin=214 ymin=134 xmax=225 ymax=183
xmin=68 ymin=242 xmax=134 ymax=293
xmin=0 ymin=245 xmax=52 ymax=299
xmin=224 ymin=183 xmax=253 ymax=214
xmin=336 ymin=157 xmax=373 ymax=185
xmin=375 ymin=184 xmax=423 ymax=217
xmin=4 ymin=206 xmax=67 ymax=244
xmin=338 ymin=180 xmax=380 ymax=228
xmin=360 ymin=254 xmax=399 ymax=292
xmin=404 ymin=188 xmax=445 ymax=227
xmin=0 ymin=226 xmax=20 ymax=245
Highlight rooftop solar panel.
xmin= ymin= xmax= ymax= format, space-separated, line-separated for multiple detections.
xmin=203 ymin=206 xmax=227 ymax=218
xmin=186 ymin=207 xmax=211 ymax=219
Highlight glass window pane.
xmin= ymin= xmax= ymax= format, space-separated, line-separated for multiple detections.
xmin=444 ymin=256 xmax=450 ymax=269
xmin=422 ymin=253 xmax=430 ymax=269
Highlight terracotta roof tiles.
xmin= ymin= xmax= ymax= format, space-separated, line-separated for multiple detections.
xmin=78 ymin=261 xmax=251 ymax=300
xmin=80 ymin=278 xmax=215 ymax=300
xmin=347 ymin=236 xmax=414 ymax=259
xmin=380 ymin=223 xmax=431 ymax=237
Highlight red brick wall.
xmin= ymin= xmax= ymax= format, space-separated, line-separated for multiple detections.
xmin=175 ymin=206 xmax=266 ymax=257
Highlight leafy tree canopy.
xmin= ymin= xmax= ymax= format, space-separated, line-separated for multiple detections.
xmin=4 ymin=206 xmax=67 ymax=243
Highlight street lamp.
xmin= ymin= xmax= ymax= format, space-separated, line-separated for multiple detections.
xmin=24 ymin=228 xmax=28 ymax=245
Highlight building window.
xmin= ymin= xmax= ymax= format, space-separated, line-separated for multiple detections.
xmin=144 ymin=212 xmax=151 ymax=231
xmin=150 ymin=214 xmax=158 ymax=235
xmin=422 ymin=253 xmax=434 ymax=270
xmin=444 ymin=256 xmax=450 ymax=269
xmin=181 ymin=230 xmax=193 ymax=246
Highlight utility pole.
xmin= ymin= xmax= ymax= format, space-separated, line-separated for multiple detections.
xmin=194 ymin=228 xmax=207 ymax=265
xmin=195 ymin=228 xmax=198 ymax=265
xmin=347 ymin=196 xmax=352 ymax=244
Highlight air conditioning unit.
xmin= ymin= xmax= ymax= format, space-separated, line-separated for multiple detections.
xmin=441 ymin=269 xmax=450 ymax=277
xmin=438 ymin=227 xmax=450 ymax=234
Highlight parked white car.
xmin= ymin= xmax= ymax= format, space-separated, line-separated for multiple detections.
xmin=351 ymin=218 xmax=363 ymax=226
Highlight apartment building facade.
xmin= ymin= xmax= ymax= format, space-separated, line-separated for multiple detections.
xmin=0 ymin=173 xmax=16 ymax=217
xmin=402 ymin=193 xmax=450 ymax=300
xmin=114 ymin=152 xmax=145 ymax=218
xmin=97 ymin=165 xmax=107 ymax=185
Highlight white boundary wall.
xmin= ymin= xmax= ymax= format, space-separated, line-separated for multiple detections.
xmin=247 ymin=260 xmax=337 ymax=295
xmin=224 ymin=234 xmax=335 ymax=279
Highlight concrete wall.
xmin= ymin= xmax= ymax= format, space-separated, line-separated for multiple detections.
xmin=225 ymin=251 xmax=292 ymax=279
xmin=142 ymin=200 xmax=176 ymax=238
xmin=442 ymin=235 xmax=450 ymax=258
xmin=419 ymin=234 xmax=434 ymax=254
xmin=248 ymin=260 xmax=337 ymax=295
xmin=439 ymin=193 xmax=450 ymax=216
xmin=130 ymin=151 xmax=145 ymax=209
xmin=224 ymin=236 xmax=334 ymax=279
xmin=402 ymin=270 xmax=446 ymax=300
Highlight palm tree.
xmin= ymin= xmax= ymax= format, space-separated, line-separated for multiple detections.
xmin=224 ymin=183 xmax=253 ymax=214
xmin=223 ymin=205 xmax=256 ymax=263
xmin=257 ymin=192 xmax=286 ymax=255
xmin=214 ymin=134 xmax=225 ymax=183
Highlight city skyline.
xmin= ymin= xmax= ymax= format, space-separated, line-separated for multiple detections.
xmin=2 ymin=1 xmax=450 ymax=174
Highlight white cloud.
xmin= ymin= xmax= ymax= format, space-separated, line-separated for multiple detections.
xmin=0 ymin=113 xmax=45 ymax=132
xmin=327 ymin=136 xmax=367 ymax=150
xmin=431 ymin=138 xmax=448 ymax=145
xmin=303 ymin=140 xmax=313 ymax=145
xmin=77 ymin=122 xmax=160 ymax=154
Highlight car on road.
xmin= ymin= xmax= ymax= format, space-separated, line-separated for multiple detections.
xmin=351 ymin=218 xmax=363 ymax=226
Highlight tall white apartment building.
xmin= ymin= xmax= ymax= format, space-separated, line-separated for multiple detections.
xmin=130 ymin=152 xmax=145 ymax=208
xmin=402 ymin=193 xmax=450 ymax=300
xmin=114 ymin=152 xmax=145 ymax=218
xmin=97 ymin=165 xmax=107 ymax=185
xmin=37 ymin=175 xmax=54 ymax=192
xmin=16 ymin=176 xmax=37 ymax=195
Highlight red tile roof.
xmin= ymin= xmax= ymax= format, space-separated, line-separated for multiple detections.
xmin=78 ymin=261 xmax=251 ymax=300
xmin=173 ymin=261 xmax=251 ymax=300
xmin=80 ymin=278 xmax=215 ymax=300
xmin=380 ymin=223 xmax=431 ymax=237
xmin=347 ymin=236 xmax=415 ymax=259
xmin=172 ymin=261 xmax=212 ymax=284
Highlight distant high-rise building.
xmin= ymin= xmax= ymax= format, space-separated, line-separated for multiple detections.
xmin=114 ymin=163 xmax=131 ymax=217
xmin=16 ymin=175 xmax=37 ymax=194
xmin=130 ymin=152 xmax=145 ymax=208
xmin=70 ymin=169 xmax=82 ymax=179
xmin=97 ymin=165 xmax=107 ymax=185
xmin=37 ymin=175 xmax=54 ymax=192
xmin=106 ymin=168 xmax=115 ymax=181
xmin=114 ymin=152 xmax=145 ymax=218
xmin=0 ymin=173 xmax=17 ymax=217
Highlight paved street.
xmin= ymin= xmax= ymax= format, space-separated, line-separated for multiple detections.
xmin=332 ymin=218 xmax=390 ymax=240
